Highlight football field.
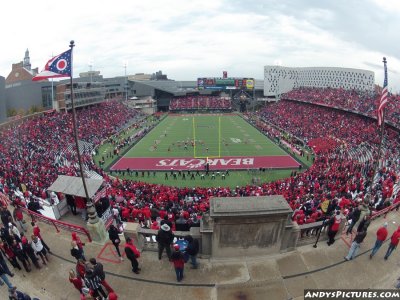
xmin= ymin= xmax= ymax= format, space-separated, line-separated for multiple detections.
xmin=110 ymin=114 xmax=299 ymax=171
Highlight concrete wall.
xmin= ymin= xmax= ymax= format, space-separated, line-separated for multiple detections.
xmin=0 ymin=77 xmax=6 ymax=123
xmin=211 ymin=214 xmax=289 ymax=258
xmin=129 ymin=81 xmax=156 ymax=97
xmin=5 ymin=80 xmax=50 ymax=112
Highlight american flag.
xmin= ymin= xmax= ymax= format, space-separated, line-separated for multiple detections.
xmin=377 ymin=57 xmax=388 ymax=126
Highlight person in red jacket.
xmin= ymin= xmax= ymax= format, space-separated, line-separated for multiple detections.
xmin=124 ymin=237 xmax=141 ymax=274
xmin=75 ymin=259 xmax=86 ymax=279
xmin=370 ymin=222 xmax=388 ymax=259
xmin=69 ymin=269 xmax=84 ymax=294
xmin=327 ymin=211 xmax=342 ymax=246
xmin=384 ymin=226 xmax=400 ymax=260
xmin=12 ymin=205 xmax=27 ymax=232
xmin=171 ymin=244 xmax=185 ymax=282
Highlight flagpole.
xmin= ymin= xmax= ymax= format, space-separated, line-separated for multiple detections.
xmin=68 ymin=40 xmax=99 ymax=224
xmin=374 ymin=57 xmax=387 ymax=185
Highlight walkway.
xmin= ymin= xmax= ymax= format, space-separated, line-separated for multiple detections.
xmin=1 ymin=210 xmax=399 ymax=300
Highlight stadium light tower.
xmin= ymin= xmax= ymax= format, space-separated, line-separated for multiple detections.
xmin=88 ymin=60 xmax=93 ymax=84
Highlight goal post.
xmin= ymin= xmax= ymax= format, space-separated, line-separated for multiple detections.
xmin=192 ymin=116 xmax=196 ymax=158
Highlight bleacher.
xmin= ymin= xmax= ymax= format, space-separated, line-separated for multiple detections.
xmin=169 ymin=96 xmax=232 ymax=111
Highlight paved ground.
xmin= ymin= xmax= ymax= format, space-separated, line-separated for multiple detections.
xmin=1 ymin=209 xmax=399 ymax=300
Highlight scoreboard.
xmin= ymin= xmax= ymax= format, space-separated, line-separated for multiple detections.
xmin=197 ymin=77 xmax=254 ymax=90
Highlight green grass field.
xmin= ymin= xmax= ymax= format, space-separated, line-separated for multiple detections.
xmin=125 ymin=114 xmax=287 ymax=158
xmin=94 ymin=114 xmax=313 ymax=188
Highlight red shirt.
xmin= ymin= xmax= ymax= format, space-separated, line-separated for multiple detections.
xmin=376 ymin=227 xmax=388 ymax=242
xmin=69 ymin=277 xmax=83 ymax=291
xmin=171 ymin=253 xmax=185 ymax=269
xmin=33 ymin=226 xmax=42 ymax=239
xmin=14 ymin=209 xmax=23 ymax=221
xmin=76 ymin=263 xmax=86 ymax=278
xmin=390 ymin=229 xmax=400 ymax=246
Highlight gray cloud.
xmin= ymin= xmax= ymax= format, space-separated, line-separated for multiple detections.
xmin=1 ymin=0 xmax=400 ymax=92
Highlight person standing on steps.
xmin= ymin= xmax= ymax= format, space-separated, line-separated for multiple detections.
xmin=31 ymin=234 xmax=49 ymax=265
xmin=89 ymin=258 xmax=114 ymax=293
xmin=327 ymin=210 xmax=342 ymax=246
xmin=70 ymin=241 xmax=85 ymax=262
xmin=11 ymin=239 xmax=30 ymax=272
xmin=124 ymin=237 xmax=141 ymax=274
xmin=384 ymin=226 xmax=400 ymax=260
xmin=12 ymin=205 xmax=27 ymax=233
xmin=0 ymin=262 xmax=14 ymax=289
xmin=0 ymin=245 xmax=13 ymax=277
xmin=156 ymin=223 xmax=174 ymax=260
xmin=171 ymin=244 xmax=185 ymax=282
xmin=68 ymin=269 xmax=84 ymax=296
xmin=185 ymin=235 xmax=199 ymax=269
xmin=370 ymin=222 xmax=388 ymax=259
xmin=71 ymin=232 xmax=86 ymax=261
xmin=108 ymin=225 xmax=123 ymax=261
xmin=21 ymin=236 xmax=40 ymax=269
xmin=84 ymin=268 xmax=108 ymax=299
xmin=346 ymin=205 xmax=361 ymax=235
xmin=31 ymin=221 xmax=50 ymax=253
xmin=344 ymin=227 xmax=368 ymax=261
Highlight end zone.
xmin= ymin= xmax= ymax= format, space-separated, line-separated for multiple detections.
xmin=110 ymin=155 xmax=300 ymax=171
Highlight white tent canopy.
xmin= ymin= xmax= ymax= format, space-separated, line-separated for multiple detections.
xmin=47 ymin=175 xmax=103 ymax=199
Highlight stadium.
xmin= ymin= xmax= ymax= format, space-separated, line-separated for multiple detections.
xmin=0 ymin=54 xmax=400 ymax=299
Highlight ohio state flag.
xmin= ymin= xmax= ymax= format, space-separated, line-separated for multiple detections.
xmin=32 ymin=49 xmax=72 ymax=81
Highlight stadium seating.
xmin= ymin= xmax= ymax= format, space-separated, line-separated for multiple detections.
xmin=0 ymin=95 xmax=399 ymax=227
xmin=284 ymin=87 xmax=400 ymax=126
xmin=169 ymin=96 xmax=232 ymax=111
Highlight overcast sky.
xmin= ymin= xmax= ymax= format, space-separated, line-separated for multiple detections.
xmin=1 ymin=0 xmax=400 ymax=92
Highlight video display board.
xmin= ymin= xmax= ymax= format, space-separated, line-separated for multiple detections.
xmin=197 ymin=77 xmax=254 ymax=90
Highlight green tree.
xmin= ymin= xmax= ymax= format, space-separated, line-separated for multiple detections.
xmin=7 ymin=108 xmax=17 ymax=117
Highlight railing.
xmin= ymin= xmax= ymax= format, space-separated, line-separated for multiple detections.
xmin=371 ymin=202 xmax=400 ymax=220
xmin=297 ymin=220 xmax=329 ymax=247
xmin=297 ymin=201 xmax=400 ymax=247
xmin=136 ymin=227 xmax=192 ymax=252
xmin=0 ymin=193 xmax=92 ymax=242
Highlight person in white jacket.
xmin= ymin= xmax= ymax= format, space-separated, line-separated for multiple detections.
xmin=8 ymin=223 xmax=21 ymax=240
xmin=31 ymin=235 xmax=49 ymax=265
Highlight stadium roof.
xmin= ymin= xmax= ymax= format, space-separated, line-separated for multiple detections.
xmin=130 ymin=79 xmax=264 ymax=96
xmin=47 ymin=175 xmax=103 ymax=198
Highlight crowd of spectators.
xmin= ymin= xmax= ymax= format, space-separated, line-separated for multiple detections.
xmin=0 ymin=97 xmax=399 ymax=229
xmin=169 ymin=96 xmax=231 ymax=111
xmin=258 ymin=99 xmax=400 ymax=223
xmin=0 ymin=100 xmax=140 ymax=200
xmin=284 ymin=87 xmax=400 ymax=125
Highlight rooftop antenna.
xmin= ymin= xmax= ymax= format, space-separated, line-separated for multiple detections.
xmin=124 ymin=61 xmax=128 ymax=101
xmin=88 ymin=59 xmax=94 ymax=83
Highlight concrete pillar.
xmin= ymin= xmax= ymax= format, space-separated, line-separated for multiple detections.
xmin=124 ymin=222 xmax=141 ymax=248
xmin=200 ymin=215 xmax=213 ymax=258
xmin=87 ymin=219 xmax=108 ymax=245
